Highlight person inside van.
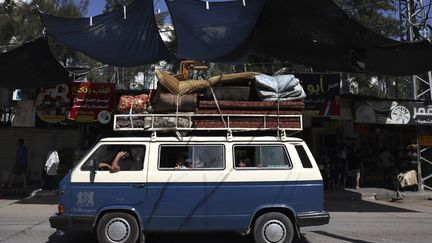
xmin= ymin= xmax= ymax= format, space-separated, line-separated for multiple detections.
xmin=174 ymin=155 xmax=188 ymax=170
xmin=238 ymin=159 xmax=247 ymax=167
xmin=98 ymin=150 xmax=129 ymax=173
xmin=237 ymin=158 xmax=251 ymax=168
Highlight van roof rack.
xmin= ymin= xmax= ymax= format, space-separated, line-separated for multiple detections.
xmin=113 ymin=113 xmax=302 ymax=141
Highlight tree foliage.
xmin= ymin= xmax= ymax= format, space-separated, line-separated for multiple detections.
xmin=334 ymin=0 xmax=401 ymax=38
xmin=0 ymin=0 xmax=89 ymax=47
xmin=104 ymin=0 xmax=133 ymax=13
xmin=333 ymin=1 xmax=414 ymax=99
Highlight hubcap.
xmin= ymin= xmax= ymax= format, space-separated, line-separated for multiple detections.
xmin=105 ymin=218 xmax=130 ymax=243
xmin=262 ymin=220 xmax=286 ymax=243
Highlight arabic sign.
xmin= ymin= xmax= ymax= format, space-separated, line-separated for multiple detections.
xmin=35 ymin=83 xmax=115 ymax=124
xmin=354 ymin=100 xmax=432 ymax=125
xmin=296 ymin=73 xmax=340 ymax=115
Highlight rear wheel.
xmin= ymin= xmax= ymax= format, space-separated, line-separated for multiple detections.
xmin=253 ymin=212 xmax=294 ymax=243
xmin=97 ymin=212 xmax=140 ymax=243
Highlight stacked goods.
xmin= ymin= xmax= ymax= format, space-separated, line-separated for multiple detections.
xmin=194 ymin=101 xmax=304 ymax=129
xmin=116 ymin=67 xmax=306 ymax=130
xmin=194 ymin=73 xmax=305 ymax=129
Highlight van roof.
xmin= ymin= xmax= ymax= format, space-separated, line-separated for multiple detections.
xmin=100 ymin=136 xmax=304 ymax=143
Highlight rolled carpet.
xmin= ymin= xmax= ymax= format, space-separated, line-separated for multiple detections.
xmin=198 ymin=100 xmax=305 ymax=110
xmin=195 ymin=109 xmax=302 ymax=115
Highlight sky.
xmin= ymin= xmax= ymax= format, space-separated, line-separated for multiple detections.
xmin=86 ymin=1 xmax=105 ymax=16
xmin=83 ymin=0 xmax=230 ymax=17
xmin=84 ymin=0 xmax=169 ymax=17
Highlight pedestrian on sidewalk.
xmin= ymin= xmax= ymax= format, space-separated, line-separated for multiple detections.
xmin=349 ymin=149 xmax=362 ymax=189
xmin=334 ymin=147 xmax=347 ymax=190
xmin=43 ymin=145 xmax=60 ymax=190
xmin=4 ymin=138 xmax=28 ymax=188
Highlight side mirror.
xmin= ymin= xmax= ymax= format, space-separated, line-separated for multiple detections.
xmin=90 ymin=160 xmax=98 ymax=175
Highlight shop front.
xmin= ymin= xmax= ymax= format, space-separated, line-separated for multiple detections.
xmin=347 ymin=99 xmax=432 ymax=190
xmin=0 ymin=82 xmax=117 ymax=184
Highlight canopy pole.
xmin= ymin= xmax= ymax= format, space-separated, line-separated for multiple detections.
xmin=243 ymin=0 xmax=246 ymax=7
xmin=123 ymin=6 xmax=127 ymax=19
xmin=206 ymin=1 xmax=209 ymax=10
xmin=89 ymin=16 xmax=93 ymax=26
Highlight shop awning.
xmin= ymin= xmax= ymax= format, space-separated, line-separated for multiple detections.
xmin=0 ymin=37 xmax=70 ymax=89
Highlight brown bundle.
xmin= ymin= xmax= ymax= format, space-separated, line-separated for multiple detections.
xmin=153 ymin=86 xmax=197 ymax=112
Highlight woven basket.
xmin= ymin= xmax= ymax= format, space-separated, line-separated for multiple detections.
xmin=156 ymin=70 xmax=180 ymax=94
xmin=156 ymin=70 xmax=211 ymax=95
xmin=179 ymin=80 xmax=210 ymax=95
xmin=208 ymin=72 xmax=259 ymax=85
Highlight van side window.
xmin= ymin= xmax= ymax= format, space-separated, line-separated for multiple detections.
xmin=159 ymin=145 xmax=224 ymax=170
xmin=234 ymin=145 xmax=291 ymax=169
xmin=295 ymin=145 xmax=313 ymax=168
xmin=81 ymin=145 xmax=145 ymax=172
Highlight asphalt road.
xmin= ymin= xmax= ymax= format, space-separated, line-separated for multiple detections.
xmin=0 ymin=198 xmax=431 ymax=243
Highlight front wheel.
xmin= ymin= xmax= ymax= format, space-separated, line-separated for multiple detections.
xmin=253 ymin=212 xmax=294 ymax=243
xmin=97 ymin=212 xmax=140 ymax=243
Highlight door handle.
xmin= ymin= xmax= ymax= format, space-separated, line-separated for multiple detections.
xmin=133 ymin=184 xmax=145 ymax=188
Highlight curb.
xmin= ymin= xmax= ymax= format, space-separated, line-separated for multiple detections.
xmin=325 ymin=189 xmax=432 ymax=201
xmin=18 ymin=189 xmax=58 ymax=204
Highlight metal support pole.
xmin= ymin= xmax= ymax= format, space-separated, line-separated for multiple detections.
xmin=407 ymin=0 xmax=419 ymax=99
xmin=417 ymin=137 xmax=424 ymax=191
xmin=428 ymin=71 xmax=432 ymax=100
xmin=413 ymin=75 xmax=419 ymax=99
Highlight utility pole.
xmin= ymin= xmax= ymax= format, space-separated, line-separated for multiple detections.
xmin=399 ymin=0 xmax=432 ymax=190
xmin=399 ymin=0 xmax=432 ymax=100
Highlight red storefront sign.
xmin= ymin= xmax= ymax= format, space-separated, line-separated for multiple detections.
xmin=35 ymin=82 xmax=115 ymax=124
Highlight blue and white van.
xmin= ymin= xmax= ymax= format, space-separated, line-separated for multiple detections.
xmin=50 ymin=136 xmax=329 ymax=243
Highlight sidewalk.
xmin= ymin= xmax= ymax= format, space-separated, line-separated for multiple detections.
xmin=325 ymin=187 xmax=432 ymax=201
xmin=0 ymin=184 xmax=58 ymax=204
xmin=2 ymin=185 xmax=431 ymax=205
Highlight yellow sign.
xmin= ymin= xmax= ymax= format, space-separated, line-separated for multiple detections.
xmin=418 ymin=136 xmax=432 ymax=146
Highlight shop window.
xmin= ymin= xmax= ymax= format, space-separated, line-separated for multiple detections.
xmin=234 ymin=145 xmax=291 ymax=169
xmin=81 ymin=144 xmax=145 ymax=171
xmin=159 ymin=145 xmax=224 ymax=170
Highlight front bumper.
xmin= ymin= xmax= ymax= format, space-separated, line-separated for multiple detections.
xmin=49 ymin=214 xmax=94 ymax=231
xmin=297 ymin=211 xmax=330 ymax=227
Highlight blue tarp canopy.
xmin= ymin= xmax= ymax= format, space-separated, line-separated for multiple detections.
xmin=38 ymin=0 xmax=432 ymax=76
xmin=249 ymin=0 xmax=432 ymax=76
xmin=166 ymin=0 xmax=265 ymax=60
xmin=39 ymin=0 xmax=174 ymax=67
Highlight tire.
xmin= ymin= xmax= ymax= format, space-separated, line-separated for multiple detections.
xmin=97 ymin=212 xmax=140 ymax=243
xmin=253 ymin=212 xmax=294 ymax=243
